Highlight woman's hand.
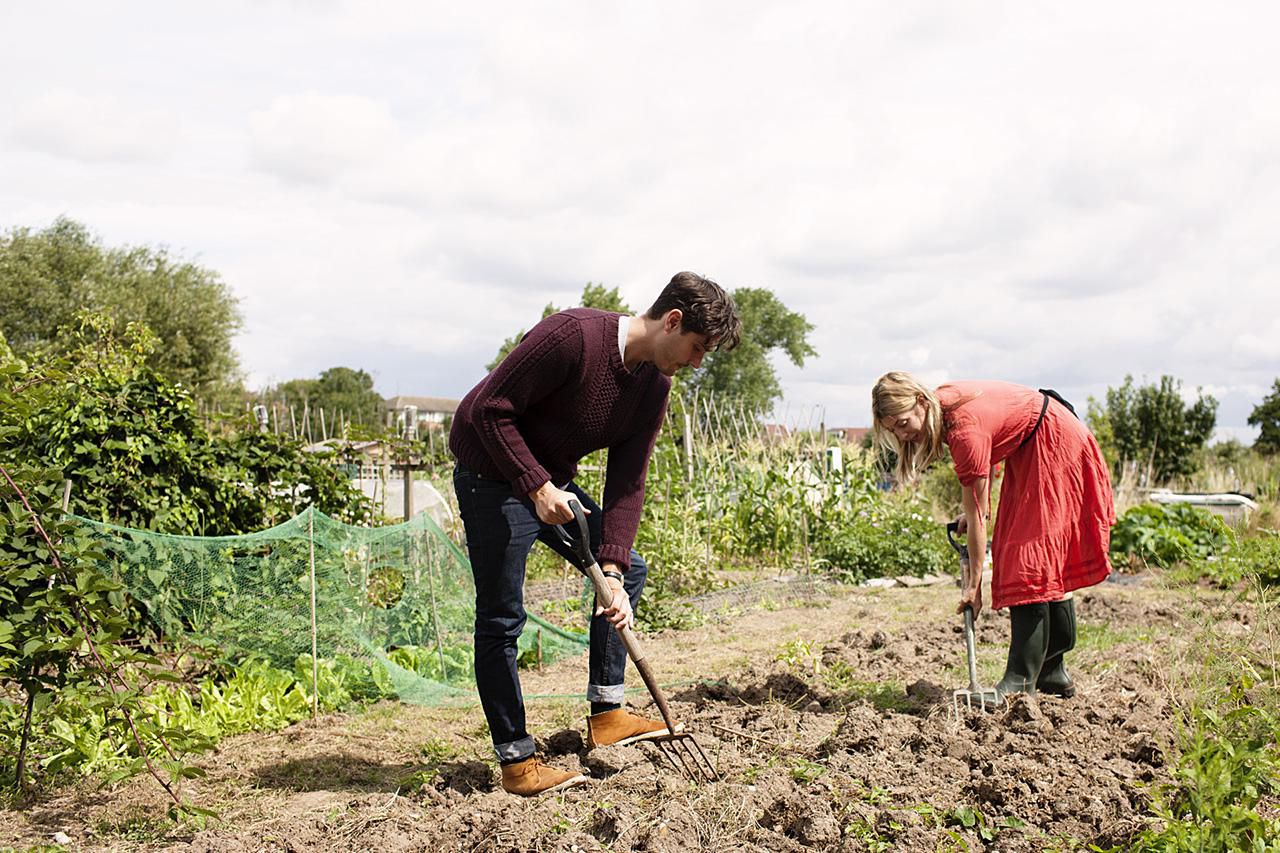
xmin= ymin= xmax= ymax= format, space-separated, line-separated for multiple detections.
xmin=594 ymin=574 xmax=634 ymax=630
xmin=957 ymin=580 xmax=984 ymax=619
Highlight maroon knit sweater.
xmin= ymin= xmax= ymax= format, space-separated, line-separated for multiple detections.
xmin=449 ymin=308 xmax=671 ymax=567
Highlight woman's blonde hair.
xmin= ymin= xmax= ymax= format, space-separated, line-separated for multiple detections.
xmin=871 ymin=371 xmax=946 ymax=485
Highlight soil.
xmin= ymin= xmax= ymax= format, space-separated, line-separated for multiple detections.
xmin=1 ymin=575 xmax=1259 ymax=852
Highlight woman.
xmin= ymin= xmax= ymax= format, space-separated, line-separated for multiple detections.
xmin=871 ymin=371 xmax=1115 ymax=698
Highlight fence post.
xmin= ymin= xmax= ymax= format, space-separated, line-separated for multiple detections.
xmin=684 ymin=411 xmax=694 ymax=482
xmin=309 ymin=508 xmax=319 ymax=719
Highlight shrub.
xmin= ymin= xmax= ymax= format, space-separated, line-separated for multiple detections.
xmin=814 ymin=498 xmax=952 ymax=583
xmin=1110 ymin=503 xmax=1233 ymax=568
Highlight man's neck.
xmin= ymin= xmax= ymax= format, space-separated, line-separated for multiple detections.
xmin=623 ymin=314 xmax=659 ymax=370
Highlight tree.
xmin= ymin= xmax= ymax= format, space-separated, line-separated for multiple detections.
xmin=0 ymin=218 xmax=243 ymax=403
xmin=487 ymin=282 xmax=632 ymax=370
xmin=1085 ymin=375 xmax=1218 ymax=482
xmin=682 ymin=287 xmax=816 ymax=416
xmin=1248 ymin=379 xmax=1280 ymax=455
xmin=264 ymin=367 xmax=385 ymax=428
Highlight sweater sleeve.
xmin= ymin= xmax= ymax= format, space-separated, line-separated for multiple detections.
xmin=948 ymin=425 xmax=992 ymax=488
xmin=598 ymin=381 xmax=670 ymax=567
xmin=472 ymin=313 xmax=582 ymax=495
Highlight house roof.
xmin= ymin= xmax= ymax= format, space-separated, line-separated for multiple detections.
xmin=829 ymin=426 xmax=872 ymax=444
xmin=384 ymin=395 xmax=461 ymax=414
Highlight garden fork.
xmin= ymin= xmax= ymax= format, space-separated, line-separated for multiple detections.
xmin=947 ymin=522 xmax=1000 ymax=717
xmin=552 ymin=500 xmax=719 ymax=782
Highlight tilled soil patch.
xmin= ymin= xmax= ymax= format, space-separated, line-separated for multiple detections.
xmin=4 ymin=580 xmax=1218 ymax=851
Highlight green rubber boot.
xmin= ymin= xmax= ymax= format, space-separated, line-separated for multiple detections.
xmin=996 ymin=603 xmax=1049 ymax=699
xmin=1036 ymin=598 xmax=1077 ymax=698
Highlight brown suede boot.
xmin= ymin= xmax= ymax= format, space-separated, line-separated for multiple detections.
xmin=500 ymin=756 xmax=588 ymax=797
xmin=586 ymin=709 xmax=680 ymax=748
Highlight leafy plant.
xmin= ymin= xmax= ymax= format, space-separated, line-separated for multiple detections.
xmin=813 ymin=497 xmax=951 ymax=582
xmin=1110 ymin=503 xmax=1233 ymax=569
xmin=0 ymin=455 xmax=210 ymax=801
xmin=946 ymin=806 xmax=1025 ymax=844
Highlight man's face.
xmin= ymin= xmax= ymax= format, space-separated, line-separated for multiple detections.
xmin=658 ymin=328 xmax=712 ymax=376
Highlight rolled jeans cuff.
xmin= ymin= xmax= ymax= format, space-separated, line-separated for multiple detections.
xmin=494 ymin=735 xmax=535 ymax=765
xmin=587 ymin=683 xmax=625 ymax=704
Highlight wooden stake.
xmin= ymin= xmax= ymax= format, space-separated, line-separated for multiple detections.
xmin=309 ymin=509 xmax=319 ymax=718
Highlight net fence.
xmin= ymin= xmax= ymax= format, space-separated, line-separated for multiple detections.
xmin=69 ymin=507 xmax=588 ymax=706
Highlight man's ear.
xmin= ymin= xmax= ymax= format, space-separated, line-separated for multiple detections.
xmin=663 ymin=309 xmax=683 ymax=333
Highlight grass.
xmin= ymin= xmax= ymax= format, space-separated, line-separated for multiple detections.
xmin=93 ymin=807 xmax=171 ymax=842
xmin=1075 ymin=620 xmax=1159 ymax=654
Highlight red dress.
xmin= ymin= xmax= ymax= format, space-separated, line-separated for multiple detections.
xmin=939 ymin=381 xmax=1115 ymax=610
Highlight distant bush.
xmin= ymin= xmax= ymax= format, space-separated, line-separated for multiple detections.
xmin=814 ymin=497 xmax=952 ymax=583
xmin=1110 ymin=503 xmax=1233 ymax=569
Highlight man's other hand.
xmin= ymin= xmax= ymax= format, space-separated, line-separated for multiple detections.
xmin=529 ymin=481 xmax=587 ymax=525
xmin=594 ymin=574 xmax=634 ymax=630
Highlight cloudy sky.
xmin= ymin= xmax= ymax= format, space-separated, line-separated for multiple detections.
xmin=2 ymin=1 xmax=1276 ymax=438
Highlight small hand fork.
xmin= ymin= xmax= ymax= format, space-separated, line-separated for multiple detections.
xmin=553 ymin=500 xmax=719 ymax=782
xmin=946 ymin=522 xmax=1000 ymax=717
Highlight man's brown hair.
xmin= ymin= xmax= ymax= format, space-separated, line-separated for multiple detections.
xmin=645 ymin=271 xmax=742 ymax=351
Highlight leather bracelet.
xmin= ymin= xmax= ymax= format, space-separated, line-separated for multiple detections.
xmin=601 ymin=570 xmax=624 ymax=583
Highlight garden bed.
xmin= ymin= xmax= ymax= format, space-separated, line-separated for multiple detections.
xmin=1 ymin=576 xmax=1271 ymax=852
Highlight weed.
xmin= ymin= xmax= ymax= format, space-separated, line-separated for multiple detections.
xmin=420 ymin=737 xmax=458 ymax=764
xmin=775 ymin=639 xmax=820 ymax=677
xmin=843 ymin=819 xmax=892 ymax=851
xmin=549 ymin=811 xmax=573 ymax=834
xmin=741 ymin=755 xmax=778 ymax=784
xmin=1104 ymin=586 xmax=1280 ymax=851
xmin=945 ymin=805 xmax=1024 ymax=843
xmin=787 ymin=757 xmax=826 ymax=785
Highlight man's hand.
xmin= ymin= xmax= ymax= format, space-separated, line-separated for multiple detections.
xmin=528 ymin=482 xmax=587 ymax=525
xmin=594 ymin=572 xmax=634 ymax=630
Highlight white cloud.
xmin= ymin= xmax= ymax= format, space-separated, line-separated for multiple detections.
xmin=248 ymin=93 xmax=401 ymax=185
xmin=7 ymin=90 xmax=183 ymax=164
xmin=1 ymin=0 xmax=1279 ymax=433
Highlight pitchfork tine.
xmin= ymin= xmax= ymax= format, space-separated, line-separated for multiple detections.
xmin=654 ymin=735 xmax=718 ymax=782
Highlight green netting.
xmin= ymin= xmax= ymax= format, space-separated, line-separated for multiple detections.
xmin=69 ymin=507 xmax=588 ymax=705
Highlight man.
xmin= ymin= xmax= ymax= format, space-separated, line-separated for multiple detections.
xmin=449 ymin=272 xmax=741 ymax=796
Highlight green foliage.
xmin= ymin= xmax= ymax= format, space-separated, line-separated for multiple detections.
xmin=1123 ymin=701 xmax=1280 ymax=851
xmin=487 ymin=282 xmax=631 ymax=371
xmin=0 ymin=217 xmax=242 ymax=403
xmin=813 ymin=495 xmax=952 ymax=583
xmin=945 ymin=807 xmax=1025 ymax=844
xmin=1110 ymin=503 xmax=1233 ymax=569
xmin=0 ymin=457 xmax=212 ymax=792
xmin=261 ymin=366 xmax=386 ymax=428
xmin=2 ymin=313 xmax=370 ymax=535
xmin=1248 ymin=378 xmax=1280 ymax=456
xmin=683 ymin=287 xmax=816 ymax=416
xmin=1086 ymin=375 xmax=1218 ymax=482
xmin=1185 ymin=529 xmax=1280 ymax=587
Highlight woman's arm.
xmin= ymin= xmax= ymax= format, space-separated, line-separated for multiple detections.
xmin=957 ymin=474 xmax=991 ymax=617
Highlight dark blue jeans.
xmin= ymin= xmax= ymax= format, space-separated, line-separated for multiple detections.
xmin=452 ymin=463 xmax=648 ymax=763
